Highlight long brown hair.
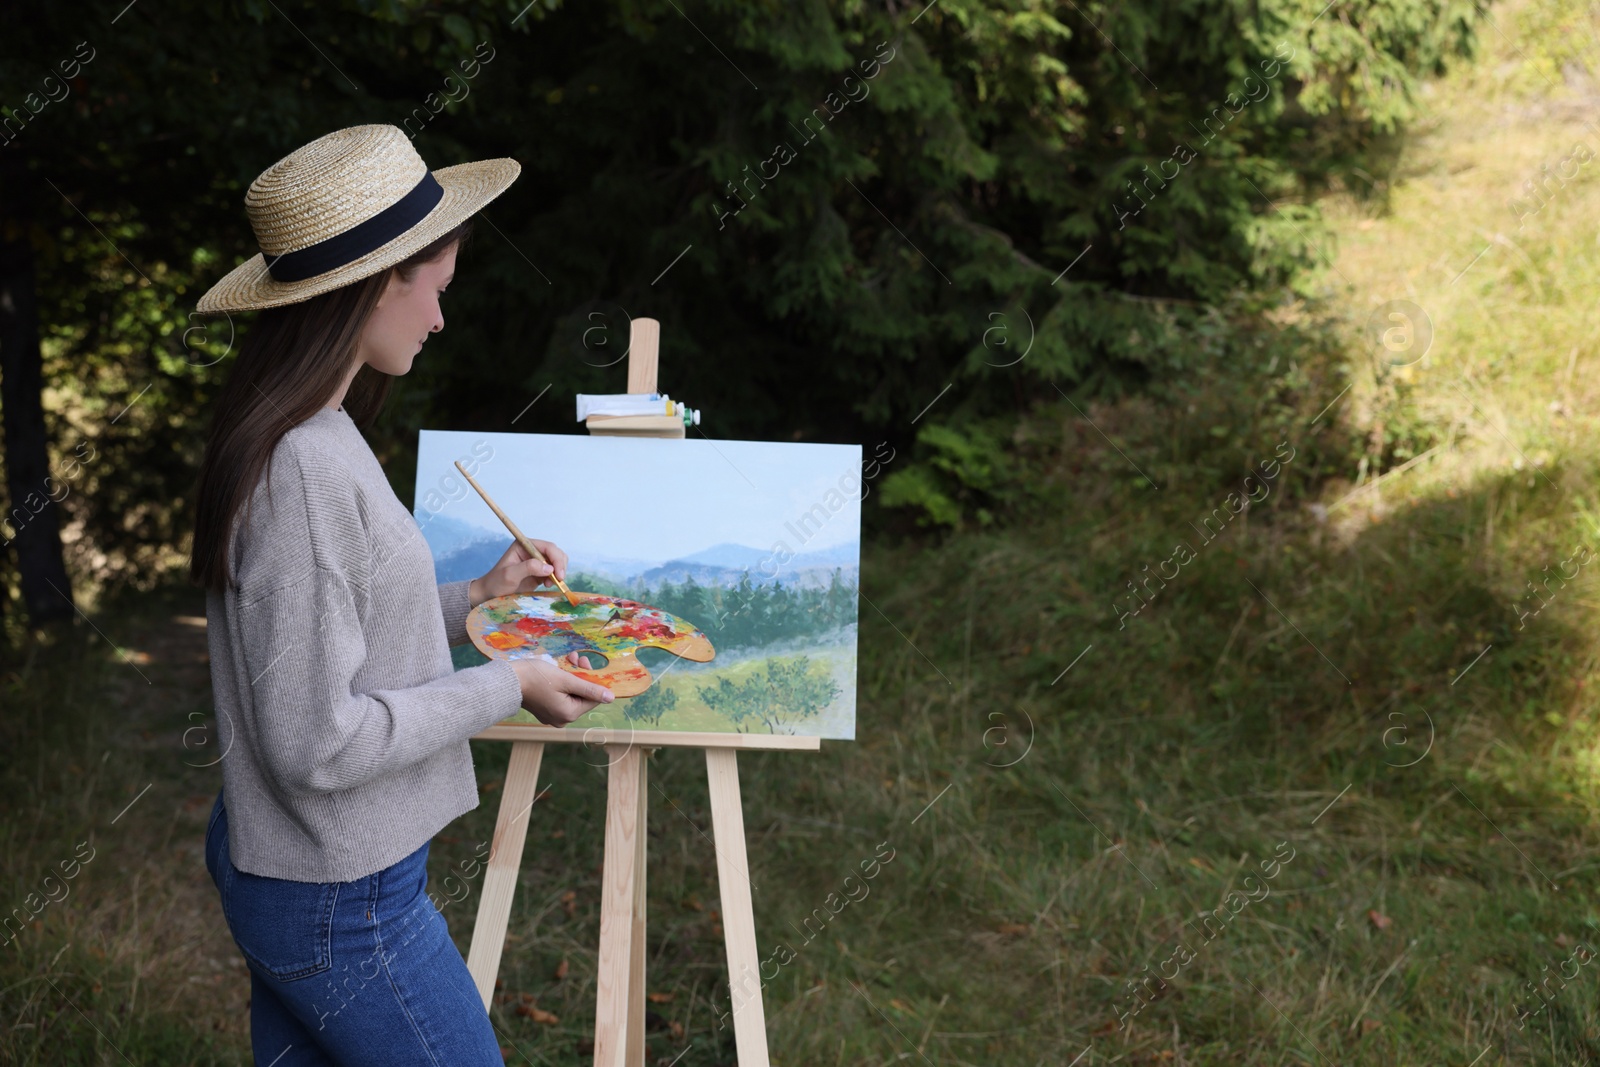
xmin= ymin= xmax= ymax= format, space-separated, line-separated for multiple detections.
xmin=188 ymin=220 xmax=472 ymax=593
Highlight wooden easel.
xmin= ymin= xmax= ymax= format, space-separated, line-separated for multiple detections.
xmin=465 ymin=318 xmax=819 ymax=1066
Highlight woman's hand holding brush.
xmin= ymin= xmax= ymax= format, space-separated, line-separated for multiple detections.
xmin=469 ymin=539 xmax=570 ymax=607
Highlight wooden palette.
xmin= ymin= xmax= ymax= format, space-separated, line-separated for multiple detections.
xmin=466 ymin=591 xmax=715 ymax=697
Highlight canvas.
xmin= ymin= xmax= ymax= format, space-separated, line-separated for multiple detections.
xmin=413 ymin=432 xmax=862 ymax=739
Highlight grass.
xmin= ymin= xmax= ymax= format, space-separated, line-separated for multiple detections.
xmin=9 ymin=0 xmax=1600 ymax=1062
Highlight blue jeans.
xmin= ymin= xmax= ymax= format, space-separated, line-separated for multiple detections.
xmin=204 ymin=792 xmax=502 ymax=1065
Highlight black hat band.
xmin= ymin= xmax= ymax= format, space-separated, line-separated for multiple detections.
xmin=263 ymin=171 xmax=445 ymax=283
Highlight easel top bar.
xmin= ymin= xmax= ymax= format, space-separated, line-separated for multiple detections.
xmin=474 ymin=723 xmax=822 ymax=750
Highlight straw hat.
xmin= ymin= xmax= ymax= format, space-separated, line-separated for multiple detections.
xmin=196 ymin=124 xmax=520 ymax=313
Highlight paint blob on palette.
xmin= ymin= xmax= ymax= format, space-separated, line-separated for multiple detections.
xmin=466 ymin=592 xmax=715 ymax=697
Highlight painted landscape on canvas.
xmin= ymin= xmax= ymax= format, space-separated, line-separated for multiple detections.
xmin=412 ymin=432 xmax=862 ymax=739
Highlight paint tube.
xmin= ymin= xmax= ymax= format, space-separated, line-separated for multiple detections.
xmin=575 ymin=392 xmax=667 ymax=420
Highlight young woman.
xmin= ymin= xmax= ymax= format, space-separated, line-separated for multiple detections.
xmin=187 ymin=125 xmax=612 ymax=1065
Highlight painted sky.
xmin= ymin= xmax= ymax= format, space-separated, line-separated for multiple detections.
xmin=413 ymin=431 xmax=864 ymax=563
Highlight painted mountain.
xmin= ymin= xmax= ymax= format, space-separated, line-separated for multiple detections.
xmin=421 ymin=514 xmax=858 ymax=591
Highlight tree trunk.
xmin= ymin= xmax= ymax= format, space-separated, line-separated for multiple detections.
xmin=0 ymin=168 xmax=75 ymax=627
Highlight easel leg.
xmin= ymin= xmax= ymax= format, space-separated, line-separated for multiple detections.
xmin=705 ymin=748 xmax=772 ymax=1067
xmin=626 ymin=748 xmax=650 ymax=1066
xmin=466 ymin=739 xmax=546 ymax=1010
xmin=594 ymin=744 xmax=643 ymax=1067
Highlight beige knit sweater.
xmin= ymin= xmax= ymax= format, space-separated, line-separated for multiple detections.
xmin=204 ymin=405 xmax=523 ymax=882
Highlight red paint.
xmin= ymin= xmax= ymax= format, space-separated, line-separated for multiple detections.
xmin=610 ymin=617 xmax=676 ymax=642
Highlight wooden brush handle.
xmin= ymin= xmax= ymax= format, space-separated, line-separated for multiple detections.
xmin=454 ymin=461 xmax=545 ymax=562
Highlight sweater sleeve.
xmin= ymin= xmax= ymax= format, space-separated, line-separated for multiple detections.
xmin=438 ymin=579 xmax=474 ymax=646
xmin=231 ymin=437 xmax=523 ymax=797
xmin=237 ymin=568 xmax=525 ymax=796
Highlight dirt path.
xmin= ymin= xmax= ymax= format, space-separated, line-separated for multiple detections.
xmin=101 ymin=591 xmax=254 ymax=1050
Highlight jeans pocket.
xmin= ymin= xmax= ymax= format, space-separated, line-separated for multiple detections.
xmin=221 ymin=862 xmax=340 ymax=982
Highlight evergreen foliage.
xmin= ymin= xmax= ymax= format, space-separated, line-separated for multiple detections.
xmin=0 ymin=0 xmax=1485 ymax=604
xmin=635 ymin=568 xmax=857 ymax=651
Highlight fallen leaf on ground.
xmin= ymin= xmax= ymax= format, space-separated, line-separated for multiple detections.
xmin=1361 ymin=1018 xmax=1382 ymax=1035
xmin=554 ymin=958 xmax=569 ymax=980
xmin=515 ymin=1001 xmax=558 ymax=1024
xmin=1368 ymin=910 xmax=1393 ymax=930
xmin=647 ymin=991 xmax=674 ymax=1003
xmin=996 ymin=922 xmax=1029 ymax=936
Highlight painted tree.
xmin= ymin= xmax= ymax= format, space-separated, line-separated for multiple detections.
xmin=622 ymin=680 xmax=678 ymax=726
xmin=697 ymin=655 xmax=841 ymax=734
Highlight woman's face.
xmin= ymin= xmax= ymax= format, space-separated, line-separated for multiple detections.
xmin=356 ymin=244 xmax=457 ymax=376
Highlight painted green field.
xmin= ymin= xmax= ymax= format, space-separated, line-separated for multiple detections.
xmin=466 ymin=629 xmax=859 ymax=737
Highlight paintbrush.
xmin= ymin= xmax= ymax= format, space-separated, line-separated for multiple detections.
xmin=453 ymin=460 xmax=581 ymax=607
